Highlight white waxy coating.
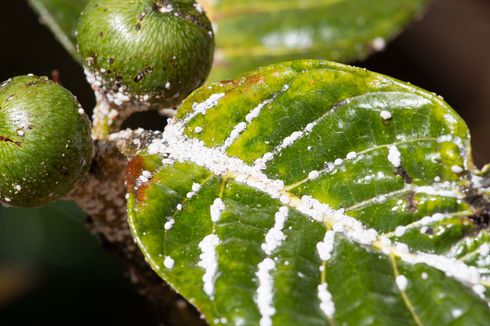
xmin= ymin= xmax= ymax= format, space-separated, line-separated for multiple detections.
xmin=197 ymin=234 xmax=221 ymax=298
xmin=164 ymin=218 xmax=175 ymax=230
xmin=253 ymin=111 xmax=317 ymax=171
xmin=261 ymin=207 xmax=289 ymax=255
xmin=256 ymin=258 xmax=276 ymax=326
xmin=451 ymin=165 xmax=463 ymax=173
xmin=222 ymin=85 xmax=289 ymax=151
xmin=380 ymin=110 xmax=392 ymax=120
xmin=394 ymin=226 xmax=406 ymax=237
xmin=451 ymin=308 xmax=463 ymax=318
xmin=186 ymin=93 xmax=225 ymax=122
xmin=316 ymin=231 xmax=336 ymax=261
xmin=318 ymin=283 xmax=335 ymax=318
xmin=192 ymin=183 xmax=202 ymax=192
xmin=396 ymin=275 xmax=408 ymax=291
xmin=164 ymin=256 xmax=175 ymax=269
xmin=210 ymin=198 xmax=226 ymax=223
xmin=144 ymin=109 xmax=489 ymax=304
xmin=346 ymin=151 xmax=357 ymax=160
xmin=388 ymin=145 xmax=402 ymax=167
xmin=194 ymin=126 xmax=203 ymax=134
xmin=308 ymin=170 xmax=320 ymax=180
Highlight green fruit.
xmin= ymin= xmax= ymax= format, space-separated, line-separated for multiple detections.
xmin=0 ymin=76 xmax=93 ymax=207
xmin=77 ymin=0 xmax=215 ymax=109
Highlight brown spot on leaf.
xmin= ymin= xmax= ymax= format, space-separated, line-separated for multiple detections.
xmin=395 ymin=166 xmax=412 ymax=184
xmin=0 ymin=135 xmax=21 ymax=146
xmin=136 ymin=183 xmax=150 ymax=202
xmin=406 ymin=191 xmax=417 ymax=212
xmin=126 ymin=156 xmax=144 ymax=192
xmin=244 ymin=73 xmax=264 ymax=86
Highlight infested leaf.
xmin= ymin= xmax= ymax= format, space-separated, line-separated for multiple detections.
xmin=127 ymin=60 xmax=490 ymax=325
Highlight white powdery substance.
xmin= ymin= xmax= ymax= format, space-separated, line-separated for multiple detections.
xmin=479 ymin=243 xmax=490 ymax=256
xmin=296 ymin=195 xmax=378 ymax=245
xmin=193 ymin=3 xmax=203 ymax=13
xmin=451 ymin=165 xmax=463 ymax=173
xmin=256 ymin=258 xmax=276 ymax=326
xmin=185 ymin=93 xmax=225 ymax=122
xmin=317 ymin=283 xmax=335 ymax=318
xmin=451 ymin=308 xmax=463 ymax=318
xmin=222 ymin=122 xmax=247 ymax=150
xmin=411 ymin=184 xmax=460 ymax=198
xmin=346 ymin=151 xmax=357 ymax=160
xmin=192 ymin=183 xmax=202 ymax=192
xmin=381 ymin=242 xmax=486 ymax=295
xmin=472 ymin=284 xmax=486 ymax=299
xmin=146 ymin=118 xmax=488 ymax=296
xmin=164 ymin=256 xmax=175 ymax=269
xmin=221 ymin=87 xmax=287 ymax=151
xmin=396 ymin=275 xmax=408 ymax=291
xmin=186 ymin=182 xmax=204 ymax=199
xmin=394 ymin=226 xmax=406 ymax=237
xmin=197 ymin=234 xmax=221 ymax=298
xmin=393 ymin=212 xmax=449 ymax=235
xmin=261 ymin=207 xmax=289 ymax=255
xmin=316 ymin=231 xmax=336 ymax=261
xmin=308 ymin=170 xmax=320 ymax=180
xmin=253 ymin=120 xmax=317 ymax=171
xmin=388 ymin=145 xmax=402 ymax=167
xmin=194 ymin=126 xmax=203 ymax=134
xmin=380 ymin=110 xmax=392 ymax=120
xmin=444 ymin=114 xmax=458 ymax=125
xmin=148 ymin=118 xmax=381 ymax=247
xmin=164 ymin=218 xmax=175 ymax=230
xmin=210 ymin=198 xmax=226 ymax=223
xmin=158 ymin=3 xmax=173 ymax=13
xmin=345 ymin=181 xmax=461 ymax=212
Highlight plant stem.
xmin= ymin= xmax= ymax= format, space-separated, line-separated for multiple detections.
xmin=91 ymin=97 xmax=137 ymax=140
xmin=67 ymin=129 xmax=205 ymax=326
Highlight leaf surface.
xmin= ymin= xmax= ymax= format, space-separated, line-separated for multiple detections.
xmin=27 ymin=0 xmax=428 ymax=81
xmin=127 ymin=60 xmax=490 ymax=325
xmin=204 ymin=0 xmax=428 ymax=81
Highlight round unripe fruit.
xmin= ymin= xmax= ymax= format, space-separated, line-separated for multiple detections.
xmin=0 ymin=76 xmax=93 ymax=207
xmin=77 ymin=0 xmax=215 ymax=108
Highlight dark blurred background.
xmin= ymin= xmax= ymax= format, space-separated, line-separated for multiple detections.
xmin=0 ymin=0 xmax=488 ymax=324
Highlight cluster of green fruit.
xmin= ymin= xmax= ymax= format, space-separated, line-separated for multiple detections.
xmin=0 ymin=0 xmax=214 ymax=207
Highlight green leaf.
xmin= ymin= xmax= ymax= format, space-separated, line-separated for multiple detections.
xmin=27 ymin=0 xmax=88 ymax=62
xmin=128 ymin=60 xmax=490 ymax=325
xmin=205 ymin=0 xmax=429 ymax=81
xmin=28 ymin=0 xmax=428 ymax=82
